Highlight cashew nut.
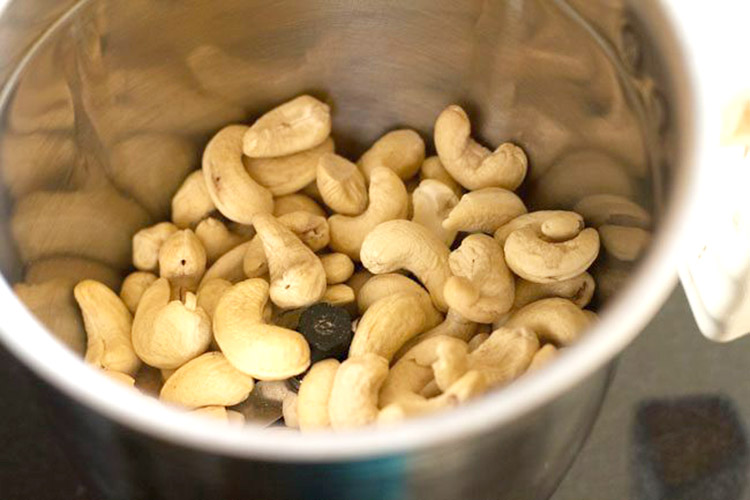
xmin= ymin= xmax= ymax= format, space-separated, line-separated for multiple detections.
xmin=190 ymin=406 xmax=246 ymax=425
xmin=276 ymin=211 xmax=330 ymax=252
xmin=297 ymin=359 xmax=340 ymax=431
xmin=282 ymin=392 xmax=299 ymax=429
xmin=74 ymin=280 xmax=140 ymax=375
xmin=322 ymin=284 xmax=356 ymax=307
xmin=243 ymin=95 xmax=331 ymax=158
xmin=132 ymin=222 xmax=179 ymax=272
xmin=444 ymin=234 xmax=515 ymax=323
xmin=573 ymin=194 xmax=651 ymax=229
xmin=200 ymin=240 xmax=253 ymax=287
xmin=328 ymin=353 xmax=389 ymax=429
xmin=356 ymin=273 xmax=443 ymax=329
xmin=195 ymin=217 xmax=248 ymax=263
xmin=202 ymin=124 xmax=274 ymax=224
xmin=171 ymin=170 xmax=216 ymax=229
xmin=599 ymin=225 xmax=651 ymax=262
xmin=396 ymin=309 xmax=479 ymax=360
xmin=434 ymin=105 xmax=527 ymax=190
xmin=25 ymin=256 xmax=122 ymax=291
xmin=152 ymin=293 xmax=212 ymax=368
xmin=158 ymin=229 xmax=207 ymax=291
xmin=346 ymin=269 xmax=374 ymax=298
xmin=320 ymin=253 xmax=355 ymax=285
xmin=302 ymin=181 xmax=325 ymax=204
xmin=360 ymin=219 xmax=452 ymax=311
xmin=273 ymin=193 xmax=327 ymax=218
xmin=160 ymin=351 xmax=254 ymax=409
xmin=527 ymin=344 xmax=559 ymax=371
xmin=104 ymin=370 xmax=136 ymax=387
xmin=411 ymin=179 xmax=459 ymax=246
xmin=244 ymin=137 xmax=334 ymax=196
xmin=357 ymin=129 xmax=425 ymax=181
xmin=467 ymin=333 xmax=490 ymax=353
xmin=443 ymin=188 xmax=527 ymax=234
xmin=328 ymin=167 xmax=409 ymax=260
xmin=196 ymin=278 xmax=232 ymax=319
xmin=419 ymin=156 xmax=463 ymax=197
xmin=120 ymin=271 xmax=158 ymax=313
xmin=494 ymin=211 xmax=584 ymax=245
xmin=213 ymin=278 xmax=310 ymax=379
xmin=514 ymin=273 xmax=595 ymax=309
xmin=467 ymin=327 xmax=539 ymax=386
xmin=253 ymin=213 xmax=326 ymax=308
xmin=505 ymin=298 xmax=591 ymax=346
xmin=316 ymin=153 xmax=368 ymax=215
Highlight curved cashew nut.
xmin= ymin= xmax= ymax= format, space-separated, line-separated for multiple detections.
xmin=172 ymin=171 xmax=216 ymax=229
xmin=357 ymin=129 xmax=425 ymax=181
xmin=599 ymin=225 xmax=651 ymax=262
xmin=527 ymin=344 xmax=559 ymax=371
xmin=573 ymin=194 xmax=651 ymax=229
xmin=420 ymin=156 xmax=464 ymax=197
xmin=316 ymin=153 xmax=368 ymax=216
xmin=158 ymin=229 xmax=207 ymax=291
xmin=328 ymin=353 xmax=389 ymax=429
xmin=328 ymin=167 xmax=409 ymax=260
xmin=395 ymin=309 xmax=478 ymax=361
xmin=298 ymin=359 xmax=340 ymax=431
xmin=74 ymin=280 xmax=140 ymax=375
xmin=514 ymin=273 xmax=595 ymax=309
xmin=195 ymin=217 xmax=248 ymax=264
xmin=200 ymin=240 xmax=253 ymax=287
xmin=443 ymin=188 xmax=527 ymax=234
xmin=213 ymin=278 xmax=310 ymax=379
xmin=411 ymin=179 xmax=459 ymax=247
xmin=120 ymin=271 xmax=158 ymax=313
xmin=505 ymin=298 xmax=591 ymax=346
xmin=273 ymin=193 xmax=327 ymax=218
xmin=243 ymin=95 xmax=331 ymax=158
xmin=149 ymin=293 xmax=212 ymax=369
xmin=467 ymin=327 xmax=539 ymax=386
xmin=444 ymin=234 xmax=515 ymax=323
xmin=244 ymin=137 xmax=334 ymax=196
xmin=202 ymin=125 xmax=274 ymax=224
xmin=253 ymin=213 xmax=326 ymax=308
xmin=320 ymin=253 xmax=355 ymax=285
xmin=322 ymin=284 xmax=356 ymax=307
xmin=360 ymin=219 xmax=452 ymax=311
xmin=160 ymin=352 xmax=254 ymax=409
xmin=434 ymin=105 xmax=527 ymax=190
xmin=196 ymin=278 xmax=232 ymax=319
xmin=349 ymin=293 xmax=429 ymax=362
xmin=356 ymin=273 xmax=443 ymax=329
xmin=494 ymin=211 xmax=583 ymax=245
xmin=132 ymin=222 xmax=178 ymax=272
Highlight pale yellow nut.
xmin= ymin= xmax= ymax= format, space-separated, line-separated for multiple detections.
xmin=282 ymin=392 xmax=300 ymax=429
xmin=201 ymin=240 xmax=253 ymax=287
xmin=599 ymin=225 xmax=651 ymax=262
xmin=411 ymin=179 xmax=459 ymax=247
xmin=160 ymin=351 xmax=254 ymax=409
xmin=74 ymin=279 xmax=140 ymax=375
xmin=494 ymin=211 xmax=585 ymax=245
xmin=171 ymin=170 xmax=216 ymax=229
xmin=132 ymin=222 xmax=178 ymax=272
xmin=467 ymin=327 xmax=539 ymax=386
xmin=527 ymin=344 xmax=559 ymax=371
xmin=360 ymin=219 xmax=452 ymax=311
xmin=301 ymin=181 xmax=325 ymax=203
xmin=253 ymin=213 xmax=326 ymax=309
xmin=195 ymin=217 xmax=248 ymax=264
xmin=196 ymin=278 xmax=232 ymax=319
xmin=443 ymin=188 xmax=527 ymax=234
xmin=434 ymin=105 xmax=527 ymax=190
xmin=358 ymin=129 xmax=426 ymax=181
xmin=273 ymin=193 xmax=327 ymax=218
xmin=505 ymin=298 xmax=591 ymax=346
xmin=190 ymin=406 xmax=245 ymax=425
xmin=467 ymin=333 xmax=490 ymax=353
xmin=244 ymin=137 xmax=335 ymax=196
xmin=322 ymin=284 xmax=356 ymax=307
xmin=149 ymin=293 xmax=212 ymax=369
xmin=298 ymin=359 xmax=340 ymax=431
xmin=158 ymin=229 xmax=207 ymax=291
xmin=202 ymin=124 xmax=274 ymax=224
xmin=514 ymin=273 xmax=595 ymax=309
xmin=573 ymin=194 xmax=651 ymax=229
xmin=213 ymin=279 xmax=310 ymax=380
xmin=161 ymin=368 xmax=176 ymax=382
xmin=25 ymin=256 xmax=122 ymax=291
xmin=119 ymin=271 xmax=158 ymax=314
xmin=328 ymin=167 xmax=408 ymax=260
xmin=395 ymin=309 xmax=478 ymax=361
xmin=104 ymin=370 xmax=136 ymax=387
xmin=243 ymin=95 xmax=331 ymax=158
xmin=320 ymin=253 xmax=355 ymax=285
xmin=328 ymin=353 xmax=389 ymax=430
xmin=346 ymin=269 xmax=373 ymax=298
xmin=419 ymin=156 xmax=463 ymax=197
xmin=356 ymin=273 xmax=443 ymax=329
xmin=316 ymin=153 xmax=368 ymax=215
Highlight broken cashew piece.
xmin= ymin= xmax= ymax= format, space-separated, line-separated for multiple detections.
xmin=132 ymin=222 xmax=178 ymax=272
xmin=356 ymin=273 xmax=443 ymax=329
xmin=360 ymin=219 xmax=452 ymax=311
xmin=316 ymin=153 xmax=368 ymax=215
xmin=443 ymin=188 xmax=527 ymax=234
xmin=328 ymin=353 xmax=389 ymax=429
xmin=599 ymin=225 xmax=651 ymax=262
xmin=171 ymin=171 xmax=216 ymax=229
xmin=505 ymin=298 xmax=591 ymax=346
xmin=273 ymin=193 xmax=327 ymax=218
xmin=328 ymin=166 xmax=409 ymax=260
xmin=411 ymin=179 xmax=459 ymax=247
xmin=357 ymin=129 xmax=426 ymax=181
xmin=158 ymin=229 xmax=207 ymax=291
xmin=320 ymin=253 xmax=355 ymax=285
xmin=213 ymin=278 xmax=310 ymax=379
xmin=243 ymin=95 xmax=331 ymax=158
xmin=160 ymin=352 xmax=254 ymax=409
xmin=74 ymin=280 xmax=140 ymax=375
xmin=298 ymin=359 xmax=340 ymax=431
xmin=202 ymin=124 xmax=274 ymax=224
xmin=119 ymin=271 xmax=158 ymax=313
xmin=434 ymin=105 xmax=527 ymax=190
xmin=514 ymin=273 xmax=595 ymax=309
xmin=468 ymin=327 xmax=539 ymax=386
xmin=527 ymin=344 xmax=559 ymax=371
xmin=573 ymin=194 xmax=651 ymax=229
xmin=195 ymin=217 xmax=248 ymax=263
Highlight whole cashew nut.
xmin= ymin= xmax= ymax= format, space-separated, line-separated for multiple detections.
xmin=434 ymin=105 xmax=527 ymax=190
xmin=328 ymin=353 xmax=389 ymax=429
xmin=322 ymin=284 xmax=356 ymax=307
xmin=328 ymin=167 xmax=409 ymax=260
xmin=195 ymin=217 xmax=248 ymax=264
xmin=598 ymin=225 xmax=651 ymax=262
xmin=356 ymin=273 xmax=443 ymax=329
xmin=200 ymin=240 xmax=253 ymax=287
xmin=273 ymin=193 xmax=327 ymax=218
xmin=298 ymin=358 xmax=340 ymax=431
xmin=514 ymin=273 xmax=595 ymax=309
xmin=149 ymin=292 xmax=212 ymax=369
xmin=213 ymin=278 xmax=310 ymax=380
xmin=573 ymin=194 xmax=651 ymax=229
xmin=444 ymin=234 xmax=515 ymax=323
xmin=494 ymin=211 xmax=583 ymax=245
xmin=443 ymin=188 xmax=527 ymax=234
xmin=467 ymin=327 xmax=539 ymax=386
xmin=360 ymin=219 xmax=452 ymax=311
xmin=357 ymin=129 xmax=426 ymax=181
xmin=158 ymin=229 xmax=207 ymax=291
xmin=243 ymin=95 xmax=331 ymax=158
xmin=411 ymin=179 xmax=459 ymax=247
xmin=132 ymin=222 xmax=178 ymax=272
xmin=196 ymin=278 xmax=232 ymax=319
xmin=202 ymin=124 xmax=274 ymax=224
xmin=120 ymin=271 xmax=158 ymax=313
xmin=171 ymin=170 xmax=216 ymax=229
xmin=395 ymin=309 xmax=478 ymax=360
xmin=505 ymin=298 xmax=591 ymax=346
xmin=420 ymin=156 xmax=463 ymax=197
xmin=316 ymin=153 xmax=368 ymax=215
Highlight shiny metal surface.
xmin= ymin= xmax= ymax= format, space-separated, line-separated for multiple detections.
xmin=0 ymin=1 xmax=699 ymax=499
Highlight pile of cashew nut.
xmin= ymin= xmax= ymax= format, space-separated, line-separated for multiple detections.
xmin=14 ymin=95 xmax=654 ymax=430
